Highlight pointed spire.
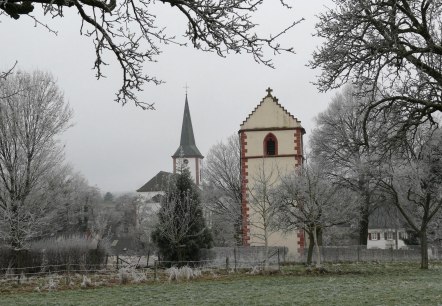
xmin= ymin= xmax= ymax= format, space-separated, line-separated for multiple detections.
xmin=172 ymin=94 xmax=203 ymax=158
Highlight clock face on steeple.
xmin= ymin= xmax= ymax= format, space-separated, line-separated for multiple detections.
xmin=183 ymin=159 xmax=189 ymax=164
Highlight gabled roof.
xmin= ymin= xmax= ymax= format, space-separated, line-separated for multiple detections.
xmin=137 ymin=171 xmax=173 ymax=192
xmin=240 ymin=88 xmax=303 ymax=131
xmin=172 ymin=95 xmax=203 ymax=158
xmin=369 ymin=206 xmax=406 ymax=229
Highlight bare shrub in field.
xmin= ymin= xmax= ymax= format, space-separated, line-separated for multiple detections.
xmin=118 ymin=269 xmax=130 ymax=285
xmin=81 ymin=275 xmax=92 ymax=288
xmin=248 ymin=266 xmax=261 ymax=275
xmin=179 ymin=266 xmax=193 ymax=280
xmin=167 ymin=266 xmax=202 ymax=282
xmin=18 ymin=272 xmax=27 ymax=285
xmin=130 ymin=270 xmax=147 ymax=283
xmin=45 ymin=276 xmax=58 ymax=291
xmin=118 ymin=268 xmax=147 ymax=284
xmin=167 ymin=267 xmax=180 ymax=282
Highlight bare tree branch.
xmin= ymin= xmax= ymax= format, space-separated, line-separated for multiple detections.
xmin=311 ymin=0 xmax=442 ymax=141
xmin=1 ymin=0 xmax=301 ymax=107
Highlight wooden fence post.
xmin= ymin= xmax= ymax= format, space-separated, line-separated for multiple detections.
xmin=357 ymin=245 xmax=360 ymax=263
xmin=277 ymin=248 xmax=280 ymax=271
xmin=234 ymin=247 xmax=237 ymax=272
xmin=116 ymin=255 xmax=119 ymax=270
xmin=154 ymin=260 xmax=158 ymax=281
xmin=226 ymin=256 xmax=229 ymax=271
xmin=66 ymin=259 xmax=71 ymax=285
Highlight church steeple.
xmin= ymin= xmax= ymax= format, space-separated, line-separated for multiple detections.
xmin=172 ymin=94 xmax=203 ymax=158
xmin=172 ymin=93 xmax=203 ymax=186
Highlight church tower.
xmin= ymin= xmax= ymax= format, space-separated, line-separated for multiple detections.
xmin=239 ymin=88 xmax=305 ymax=259
xmin=172 ymin=94 xmax=203 ymax=185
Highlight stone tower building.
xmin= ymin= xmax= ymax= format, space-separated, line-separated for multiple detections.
xmin=239 ymin=88 xmax=305 ymax=258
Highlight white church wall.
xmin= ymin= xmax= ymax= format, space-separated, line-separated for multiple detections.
xmin=174 ymin=157 xmax=202 ymax=185
xmin=245 ymin=130 xmax=297 ymax=157
xmin=241 ymin=97 xmax=302 ymax=130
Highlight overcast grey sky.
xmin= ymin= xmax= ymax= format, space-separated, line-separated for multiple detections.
xmin=0 ymin=0 xmax=336 ymax=193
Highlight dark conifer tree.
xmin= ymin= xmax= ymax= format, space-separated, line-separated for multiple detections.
xmin=152 ymin=168 xmax=212 ymax=264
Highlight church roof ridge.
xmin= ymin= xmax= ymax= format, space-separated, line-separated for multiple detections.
xmin=137 ymin=171 xmax=174 ymax=192
xmin=240 ymin=87 xmax=302 ymax=128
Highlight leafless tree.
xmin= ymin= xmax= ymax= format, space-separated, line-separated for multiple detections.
xmin=247 ymin=159 xmax=281 ymax=268
xmin=310 ymin=85 xmax=386 ymax=245
xmin=311 ymin=0 xmax=442 ymax=141
xmin=1 ymin=1 xmax=302 ymax=108
xmin=277 ymin=160 xmax=354 ymax=266
xmin=0 ymin=62 xmax=17 ymax=81
xmin=202 ymin=134 xmax=241 ymax=245
xmin=51 ymin=170 xmax=101 ymax=235
xmin=379 ymin=126 xmax=442 ymax=269
xmin=0 ymin=70 xmax=72 ymax=250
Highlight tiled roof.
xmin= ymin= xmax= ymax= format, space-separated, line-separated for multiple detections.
xmin=137 ymin=171 xmax=173 ymax=192
xmin=172 ymin=95 xmax=203 ymax=158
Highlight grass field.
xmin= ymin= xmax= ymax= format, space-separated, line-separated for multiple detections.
xmin=1 ymin=262 xmax=442 ymax=305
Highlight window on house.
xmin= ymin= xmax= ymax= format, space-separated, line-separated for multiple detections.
xmin=371 ymin=232 xmax=379 ymax=240
xmin=386 ymin=231 xmax=394 ymax=240
xmin=264 ymin=134 xmax=277 ymax=156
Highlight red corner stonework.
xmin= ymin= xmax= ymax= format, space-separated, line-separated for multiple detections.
xmin=297 ymin=230 xmax=305 ymax=255
xmin=294 ymin=129 xmax=303 ymax=166
xmin=240 ymin=131 xmax=250 ymax=245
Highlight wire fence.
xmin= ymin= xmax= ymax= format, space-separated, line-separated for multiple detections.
xmin=1 ymin=245 xmax=441 ymax=286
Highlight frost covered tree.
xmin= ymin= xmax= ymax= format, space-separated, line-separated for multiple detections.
xmin=202 ymin=134 xmax=241 ymax=246
xmin=247 ymin=160 xmax=281 ymax=269
xmin=277 ymin=160 xmax=354 ymax=266
xmin=380 ymin=126 xmax=442 ymax=269
xmin=0 ymin=70 xmax=72 ymax=250
xmin=1 ymin=0 xmax=301 ymax=107
xmin=152 ymin=168 xmax=212 ymax=264
xmin=310 ymin=86 xmax=386 ymax=245
xmin=52 ymin=171 xmax=101 ymax=236
xmin=311 ymin=0 xmax=442 ymax=141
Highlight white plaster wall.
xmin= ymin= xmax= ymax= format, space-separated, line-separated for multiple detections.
xmin=137 ymin=191 xmax=164 ymax=201
xmin=176 ymin=157 xmax=202 ymax=185
xmin=246 ymin=157 xmax=300 ymax=257
xmin=367 ymin=229 xmax=407 ymax=249
xmin=246 ymin=130 xmax=297 ymax=156
xmin=241 ymin=97 xmax=302 ymax=130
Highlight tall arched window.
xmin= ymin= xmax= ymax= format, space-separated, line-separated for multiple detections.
xmin=264 ymin=133 xmax=278 ymax=156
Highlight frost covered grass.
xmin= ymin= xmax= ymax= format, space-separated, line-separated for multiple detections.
xmin=1 ymin=262 xmax=442 ymax=305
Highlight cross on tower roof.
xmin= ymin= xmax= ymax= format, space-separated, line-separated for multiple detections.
xmin=184 ymin=83 xmax=190 ymax=95
xmin=266 ymin=87 xmax=273 ymax=97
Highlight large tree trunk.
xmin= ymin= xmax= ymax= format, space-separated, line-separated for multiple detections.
xmin=420 ymin=231 xmax=429 ymax=269
xmin=313 ymin=225 xmax=321 ymax=267
xmin=357 ymin=176 xmax=370 ymax=246
xmin=358 ymin=200 xmax=370 ymax=245
xmin=317 ymin=226 xmax=323 ymax=246
xmin=234 ymin=216 xmax=243 ymax=246
xmin=306 ymin=231 xmax=314 ymax=265
xmin=264 ymin=226 xmax=269 ymax=270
